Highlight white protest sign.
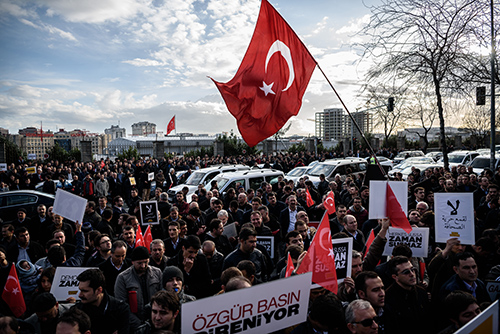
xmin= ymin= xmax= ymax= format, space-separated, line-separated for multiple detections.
xmin=0 ymin=163 xmax=6 ymax=171
xmin=383 ymin=227 xmax=429 ymax=258
xmin=369 ymin=181 xmax=408 ymax=219
xmin=50 ymin=267 xmax=96 ymax=301
xmin=139 ymin=200 xmax=159 ymax=225
xmin=181 ymin=272 xmax=312 ymax=334
xmin=27 ymin=153 xmax=36 ymax=160
xmin=53 ymin=189 xmax=87 ymax=223
xmin=486 ymin=281 xmax=500 ymax=302
xmin=222 ymin=222 xmax=238 ymax=239
xmin=331 ymin=237 xmax=353 ymax=284
xmin=455 ymin=300 xmax=498 ymax=334
xmin=148 ymin=172 xmax=154 ymax=181
xmin=434 ymin=193 xmax=475 ymax=244
xmin=257 ymin=236 xmax=275 ymax=258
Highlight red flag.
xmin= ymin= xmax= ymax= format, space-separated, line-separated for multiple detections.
xmin=211 ymin=0 xmax=316 ymax=147
xmin=135 ymin=224 xmax=145 ymax=248
xmin=386 ymin=183 xmax=412 ymax=233
xmin=166 ymin=116 xmax=175 ymax=135
xmin=363 ymin=229 xmax=375 ymax=259
xmin=297 ymin=212 xmax=338 ymax=293
xmin=144 ymin=225 xmax=153 ymax=252
xmin=2 ymin=265 xmax=26 ymax=317
xmin=305 ymin=188 xmax=315 ymax=207
xmin=419 ymin=261 xmax=426 ymax=282
xmin=40 ymin=122 xmax=43 ymax=143
xmin=323 ymin=191 xmax=336 ymax=215
xmin=285 ymin=252 xmax=294 ymax=278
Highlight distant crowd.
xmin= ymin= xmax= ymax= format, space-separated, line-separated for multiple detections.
xmin=0 ymin=150 xmax=499 ymax=333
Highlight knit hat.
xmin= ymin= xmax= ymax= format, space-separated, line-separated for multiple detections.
xmin=131 ymin=246 xmax=150 ymax=261
xmin=162 ymin=266 xmax=184 ymax=287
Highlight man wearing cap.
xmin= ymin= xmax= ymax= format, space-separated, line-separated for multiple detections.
xmin=25 ymin=292 xmax=71 ymax=334
xmin=114 ymin=246 xmax=162 ymax=326
xmin=162 ymin=266 xmax=196 ymax=303
xmin=10 ymin=208 xmax=34 ymax=232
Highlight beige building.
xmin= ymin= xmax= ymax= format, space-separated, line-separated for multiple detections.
xmin=132 ymin=121 xmax=156 ymax=136
xmin=16 ymin=127 xmax=55 ymax=160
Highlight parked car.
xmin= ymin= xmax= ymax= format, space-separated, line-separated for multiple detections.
xmin=366 ymin=156 xmax=394 ymax=170
xmin=469 ymin=155 xmax=500 ymax=175
xmin=425 ymin=151 xmax=443 ymax=162
xmin=393 ymin=150 xmax=425 ymax=165
xmin=167 ymin=164 xmax=250 ymax=202
xmin=0 ymin=190 xmax=55 ymax=222
xmin=285 ymin=166 xmax=313 ymax=186
xmin=438 ymin=150 xmax=480 ymax=167
xmin=212 ymin=169 xmax=284 ymax=196
xmin=307 ymin=158 xmax=368 ymax=186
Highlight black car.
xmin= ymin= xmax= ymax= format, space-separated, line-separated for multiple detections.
xmin=0 ymin=190 xmax=55 ymax=222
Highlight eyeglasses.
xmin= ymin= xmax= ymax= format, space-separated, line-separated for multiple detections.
xmin=399 ymin=267 xmax=417 ymax=275
xmin=352 ymin=317 xmax=379 ymax=327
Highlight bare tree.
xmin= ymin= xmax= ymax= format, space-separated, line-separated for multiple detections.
xmin=363 ymin=82 xmax=409 ymax=146
xmin=404 ymin=89 xmax=438 ymax=153
xmin=359 ymin=0 xmax=489 ymax=169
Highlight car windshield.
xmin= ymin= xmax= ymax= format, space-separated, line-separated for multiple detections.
xmin=287 ymin=168 xmax=306 ymax=177
xmin=308 ymin=164 xmax=336 ymax=177
xmin=214 ymin=177 xmax=230 ymax=189
xmin=471 ymin=158 xmax=492 ymax=169
xmin=185 ymin=171 xmax=206 ymax=185
xmin=447 ymin=154 xmax=466 ymax=163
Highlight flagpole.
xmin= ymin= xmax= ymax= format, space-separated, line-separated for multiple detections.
xmin=315 ymin=64 xmax=388 ymax=178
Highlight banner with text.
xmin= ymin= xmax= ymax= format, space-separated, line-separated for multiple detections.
xmin=369 ymin=181 xmax=408 ymax=219
xmin=257 ymin=236 xmax=275 ymax=259
xmin=383 ymin=227 xmax=429 ymax=258
xmin=139 ymin=201 xmax=160 ymax=225
xmin=435 ymin=193 xmax=475 ymax=244
xmin=331 ymin=237 xmax=353 ymax=284
xmin=50 ymin=267 xmax=95 ymax=301
xmin=181 ymin=272 xmax=312 ymax=334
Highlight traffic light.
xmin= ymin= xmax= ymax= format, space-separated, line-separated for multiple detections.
xmin=476 ymin=86 xmax=486 ymax=105
xmin=387 ymin=97 xmax=394 ymax=112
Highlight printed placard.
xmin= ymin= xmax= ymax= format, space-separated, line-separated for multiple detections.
xmin=129 ymin=177 xmax=136 ymax=186
xmin=331 ymin=237 xmax=353 ymax=284
xmin=486 ymin=282 xmax=500 ymax=301
xmin=181 ymin=272 xmax=312 ymax=334
xmin=50 ymin=267 xmax=96 ymax=301
xmin=139 ymin=201 xmax=159 ymax=225
xmin=369 ymin=181 xmax=408 ymax=219
xmin=0 ymin=163 xmax=7 ymax=172
xmin=455 ymin=300 xmax=498 ymax=334
xmin=148 ymin=172 xmax=154 ymax=181
xmin=25 ymin=166 xmax=36 ymax=174
xmin=383 ymin=227 xmax=429 ymax=258
xmin=53 ymin=189 xmax=87 ymax=223
xmin=222 ymin=222 xmax=238 ymax=239
xmin=434 ymin=193 xmax=475 ymax=244
xmin=257 ymin=236 xmax=275 ymax=258
xmin=27 ymin=153 xmax=37 ymax=160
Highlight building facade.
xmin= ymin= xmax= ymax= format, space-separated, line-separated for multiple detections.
xmin=131 ymin=121 xmax=156 ymax=136
xmin=315 ymin=108 xmax=372 ymax=141
xmin=105 ymin=125 xmax=127 ymax=139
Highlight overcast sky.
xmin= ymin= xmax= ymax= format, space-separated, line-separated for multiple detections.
xmin=0 ymin=0 xmax=381 ymax=137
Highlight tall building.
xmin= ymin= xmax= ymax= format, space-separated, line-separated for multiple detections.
xmin=132 ymin=121 xmax=156 ymax=136
xmin=104 ymin=125 xmax=126 ymax=139
xmin=15 ymin=127 xmax=54 ymax=160
xmin=315 ymin=108 xmax=372 ymax=141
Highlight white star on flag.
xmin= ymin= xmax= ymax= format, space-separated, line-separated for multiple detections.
xmin=12 ymin=287 xmax=19 ymax=294
xmin=260 ymin=81 xmax=275 ymax=96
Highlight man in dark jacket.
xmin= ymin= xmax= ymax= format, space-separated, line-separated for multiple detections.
xmin=74 ymin=268 xmax=130 ymax=334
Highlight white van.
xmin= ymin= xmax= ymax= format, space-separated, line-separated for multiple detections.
xmin=306 ymin=158 xmax=368 ymax=186
xmin=167 ymin=164 xmax=250 ymax=202
xmin=212 ymin=169 xmax=284 ymax=195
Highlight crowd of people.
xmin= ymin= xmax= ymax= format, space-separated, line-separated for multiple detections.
xmin=0 ymin=149 xmax=499 ymax=333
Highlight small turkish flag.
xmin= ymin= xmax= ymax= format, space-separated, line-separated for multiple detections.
xmin=2 ymin=264 xmax=26 ymax=317
xmin=166 ymin=116 xmax=175 ymax=135
xmin=297 ymin=212 xmax=338 ymax=293
xmin=386 ymin=183 xmax=412 ymax=233
xmin=323 ymin=191 xmax=336 ymax=215
xmin=135 ymin=224 xmax=145 ymax=248
xmin=305 ymin=188 xmax=315 ymax=207
xmin=285 ymin=252 xmax=295 ymax=278
xmin=144 ymin=225 xmax=153 ymax=252
xmin=211 ymin=0 xmax=316 ymax=147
